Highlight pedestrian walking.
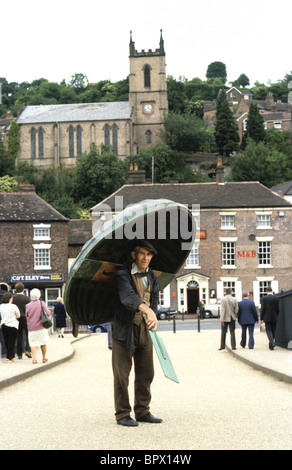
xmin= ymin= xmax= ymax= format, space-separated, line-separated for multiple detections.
xmin=25 ymin=288 xmax=52 ymax=364
xmin=260 ymin=286 xmax=279 ymax=350
xmin=13 ymin=282 xmax=31 ymax=359
xmin=54 ymin=297 xmax=67 ymax=338
xmin=0 ymin=293 xmax=20 ymax=362
xmin=219 ymin=288 xmax=238 ymax=350
xmin=238 ymin=292 xmax=258 ymax=349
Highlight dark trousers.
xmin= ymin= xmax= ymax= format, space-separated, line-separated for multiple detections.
xmin=2 ymin=325 xmax=18 ymax=360
xmin=220 ymin=319 xmax=236 ymax=349
xmin=265 ymin=321 xmax=277 ymax=349
xmin=240 ymin=324 xmax=255 ymax=349
xmin=17 ymin=317 xmax=30 ymax=356
xmin=112 ymin=321 xmax=154 ymax=421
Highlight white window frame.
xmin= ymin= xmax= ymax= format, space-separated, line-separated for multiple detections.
xmin=33 ymin=223 xmax=51 ymax=241
xmin=256 ymin=236 xmax=273 ymax=268
xmin=256 ymin=212 xmax=271 ymax=229
xmin=33 ymin=243 xmax=52 ymax=270
xmin=220 ymin=237 xmax=237 ymax=269
xmin=220 ymin=213 xmax=235 ymax=229
xmin=185 ymin=241 xmax=200 ymax=268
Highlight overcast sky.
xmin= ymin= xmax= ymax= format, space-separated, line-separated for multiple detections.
xmin=2 ymin=0 xmax=292 ymax=91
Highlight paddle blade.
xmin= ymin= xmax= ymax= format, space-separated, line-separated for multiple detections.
xmin=149 ymin=329 xmax=179 ymax=383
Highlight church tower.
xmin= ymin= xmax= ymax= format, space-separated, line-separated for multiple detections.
xmin=129 ymin=30 xmax=168 ymax=153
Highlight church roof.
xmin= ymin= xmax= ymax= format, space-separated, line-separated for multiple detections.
xmin=17 ymin=102 xmax=133 ymax=124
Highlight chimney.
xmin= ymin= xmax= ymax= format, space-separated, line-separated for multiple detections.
xmin=216 ymin=157 xmax=225 ymax=183
xmin=18 ymin=184 xmax=36 ymax=192
xmin=127 ymin=164 xmax=146 ymax=184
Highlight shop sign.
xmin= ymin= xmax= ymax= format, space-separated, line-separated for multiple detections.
xmin=9 ymin=273 xmax=63 ymax=283
xmin=237 ymin=251 xmax=256 ymax=258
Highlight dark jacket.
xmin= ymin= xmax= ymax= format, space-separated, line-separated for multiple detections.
xmin=238 ymin=298 xmax=258 ymax=325
xmin=112 ymin=264 xmax=159 ymax=350
xmin=260 ymin=293 xmax=279 ymax=322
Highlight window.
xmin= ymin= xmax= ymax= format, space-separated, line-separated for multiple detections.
xmin=112 ymin=124 xmax=118 ymax=154
xmin=222 ymin=242 xmax=236 ymax=267
xmin=104 ymin=125 xmax=110 ymax=146
xmin=258 ymin=241 xmax=271 ymax=266
xmin=76 ymin=125 xmax=82 ymax=156
xmin=186 ymin=242 xmax=199 ymax=266
xmin=33 ymin=224 xmax=51 ymax=240
xmin=259 ymin=281 xmax=271 ymax=301
xmin=257 ymin=214 xmax=271 ymax=228
xmin=223 ymin=281 xmax=235 ymax=296
xmin=159 ymin=289 xmax=164 ymax=306
xmin=31 ymin=127 xmax=36 ymax=159
xmin=221 ymin=215 xmax=235 ymax=229
xmin=144 ymin=65 xmax=151 ymax=87
xmin=39 ymin=127 xmax=44 ymax=158
xmin=274 ymin=122 xmax=282 ymax=129
xmin=146 ymin=130 xmax=152 ymax=144
xmin=33 ymin=244 xmax=52 ymax=269
xmin=69 ymin=126 xmax=74 ymax=157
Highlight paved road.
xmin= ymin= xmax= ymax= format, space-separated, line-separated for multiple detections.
xmin=0 ymin=330 xmax=291 ymax=450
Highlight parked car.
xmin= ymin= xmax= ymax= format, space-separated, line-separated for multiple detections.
xmin=88 ymin=324 xmax=107 ymax=334
xmin=203 ymin=301 xmax=220 ymax=318
xmin=157 ymin=306 xmax=177 ymax=320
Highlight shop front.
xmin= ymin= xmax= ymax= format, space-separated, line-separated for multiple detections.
xmin=8 ymin=273 xmax=64 ymax=310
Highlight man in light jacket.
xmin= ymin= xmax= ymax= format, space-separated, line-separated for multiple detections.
xmin=219 ymin=288 xmax=238 ymax=350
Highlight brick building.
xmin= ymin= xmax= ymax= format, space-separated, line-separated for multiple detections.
xmin=14 ymin=31 xmax=168 ymax=168
xmin=91 ymin=176 xmax=292 ymax=312
xmin=204 ymin=87 xmax=292 ymax=141
xmin=0 ymin=184 xmax=68 ymax=309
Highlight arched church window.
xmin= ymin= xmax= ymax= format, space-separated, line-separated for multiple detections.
xmin=31 ymin=127 xmax=36 ymax=159
xmin=112 ymin=124 xmax=118 ymax=154
xmin=69 ymin=126 xmax=74 ymax=157
xmin=146 ymin=130 xmax=152 ymax=144
xmin=76 ymin=125 xmax=82 ymax=156
xmin=38 ymin=127 xmax=44 ymax=158
xmin=144 ymin=65 xmax=151 ymax=87
xmin=104 ymin=124 xmax=110 ymax=146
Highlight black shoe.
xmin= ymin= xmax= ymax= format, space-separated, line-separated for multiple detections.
xmin=117 ymin=416 xmax=138 ymax=427
xmin=136 ymin=413 xmax=162 ymax=423
xmin=218 ymin=347 xmax=225 ymax=350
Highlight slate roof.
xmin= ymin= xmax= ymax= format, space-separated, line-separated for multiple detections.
xmin=0 ymin=192 xmax=68 ymax=221
xmin=16 ymin=102 xmax=133 ymax=124
xmin=92 ymin=182 xmax=292 ymax=212
xmin=272 ymin=180 xmax=292 ymax=196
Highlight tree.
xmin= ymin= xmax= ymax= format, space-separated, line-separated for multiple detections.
xmin=232 ymin=73 xmax=250 ymax=88
xmin=246 ymin=103 xmax=265 ymax=144
xmin=7 ymin=119 xmax=20 ymax=173
xmin=229 ymin=140 xmax=292 ymax=187
xmin=71 ymin=145 xmax=126 ymax=207
xmin=215 ymin=94 xmax=240 ymax=157
xmin=162 ymin=112 xmax=215 ymax=153
xmin=206 ymin=62 xmax=227 ymax=81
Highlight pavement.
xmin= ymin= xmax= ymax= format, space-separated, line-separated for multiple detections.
xmin=0 ymin=324 xmax=291 ymax=451
xmin=1 ymin=322 xmax=291 ymax=389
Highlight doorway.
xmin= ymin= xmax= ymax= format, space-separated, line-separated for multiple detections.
xmin=187 ymin=281 xmax=199 ymax=314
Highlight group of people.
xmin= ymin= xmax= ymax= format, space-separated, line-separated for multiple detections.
xmin=219 ymin=287 xmax=279 ymax=351
xmin=0 ymin=283 xmax=67 ymax=364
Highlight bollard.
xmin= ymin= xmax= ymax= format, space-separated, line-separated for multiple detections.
xmin=173 ymin=315 xmax=176 ymax=333
xmin=197 ymin=307 xmax=200 ymax=333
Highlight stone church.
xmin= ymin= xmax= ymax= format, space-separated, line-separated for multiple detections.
xmin=16 ymin=31 xmax=168 ymax=168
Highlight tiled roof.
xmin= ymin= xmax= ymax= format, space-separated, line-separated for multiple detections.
xmin=272 ymin=181 xmax=292 ymax=196
xmin=0 ymin=192 xmax=68 ymax=221
xmin=17 ymin=102 xmax=133 ymax=124
xmin=92 ymin=182 xmax=292 ymax=211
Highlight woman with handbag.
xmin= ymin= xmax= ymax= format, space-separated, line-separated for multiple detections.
xmin=25 ymin=288 xmax=51 ymax=364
